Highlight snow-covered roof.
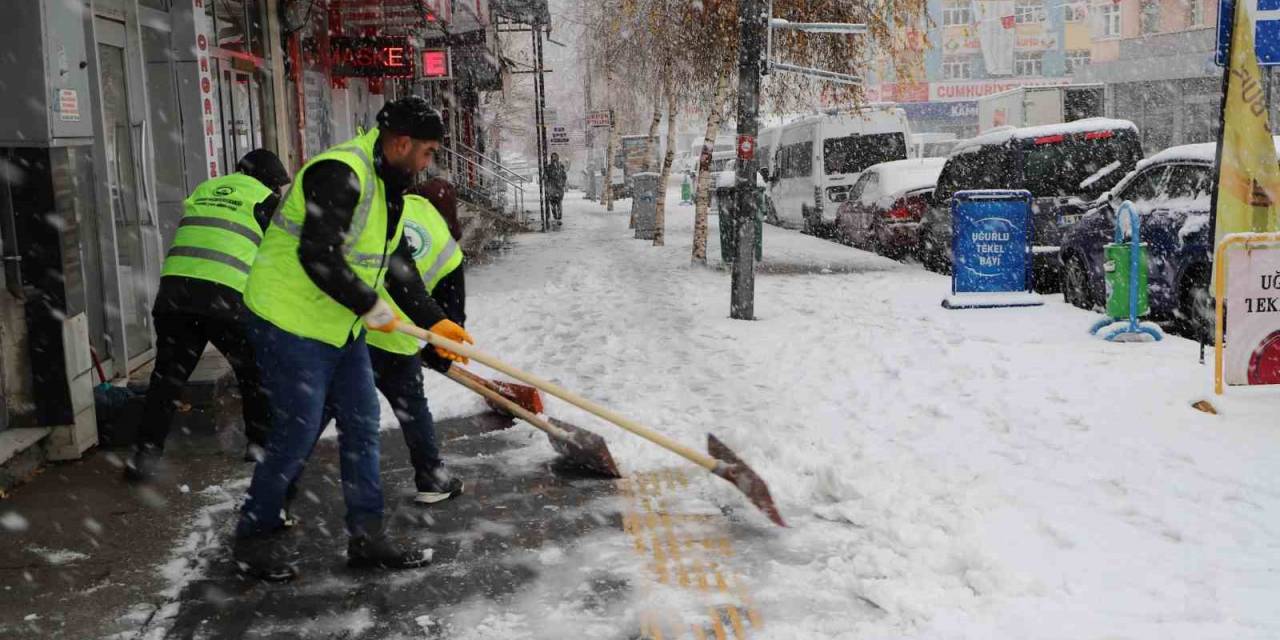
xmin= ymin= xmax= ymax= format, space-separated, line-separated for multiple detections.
xmin=1137 ymin=136 xmax=1280 ymax=169
xmin=956 ymin=118 xmax=1139 ymax=153
xmin=866 ymin=158 xmax=946 ymax=194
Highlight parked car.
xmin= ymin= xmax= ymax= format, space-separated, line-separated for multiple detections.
xmin=768 ymin=105 xmax=912 ymax=235
xmin=1059 ymin=136 xmax=1280 ymax=340
xmin=834 ymin=158 xmax=945 ymax=258
xmin=918 ymin=118 xmax=1144 ymax=289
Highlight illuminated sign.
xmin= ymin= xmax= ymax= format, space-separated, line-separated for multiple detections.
xmin=330 ymin=36 xmax=415 ymax=78
xmin=422 ymin=49 xmax=451 ymax=79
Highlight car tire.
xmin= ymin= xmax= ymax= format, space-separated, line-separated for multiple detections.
xmin=1178 ymin=265 xmax=1214 ymax=342
xmin=1063 ymin=255 xmax=1093 ymax=310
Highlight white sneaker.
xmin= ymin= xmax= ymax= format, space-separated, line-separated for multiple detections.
xmin=413 ymin=466 xmax=464 ymax=504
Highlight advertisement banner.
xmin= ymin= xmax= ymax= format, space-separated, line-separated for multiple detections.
xmin=1224 ymin=243 xmax=1280 ymax=385
xmin=929 ymin=78 xmax=1072 ymax=102
xmin=951 ymin=190 xmax=1033 ymax=294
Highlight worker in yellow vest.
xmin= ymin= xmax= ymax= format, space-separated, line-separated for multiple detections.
xmin=125 ymin=149 xmax=290 ymax=483
xmin=364 ymin=191 xmax=466 ymax=504
xmin=231 ymin=98 xmax=473 ymax=582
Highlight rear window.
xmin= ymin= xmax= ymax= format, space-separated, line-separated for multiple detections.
xmin=1021 ymin=129 xmax=1142 ymax=198
xmin=823 ymin=133 xmax=907 ymax=176
xmin=935 ymin=145 xmax=1016 ymax=199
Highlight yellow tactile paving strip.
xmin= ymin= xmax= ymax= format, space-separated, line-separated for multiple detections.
xmin=620 ymin=469 xmax=763 ymax=639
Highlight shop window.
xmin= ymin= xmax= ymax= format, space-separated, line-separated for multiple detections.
xmin=941 ymin=0 xmax=971 ymax=27
xmin=1014 ymin=51 xmax=1044 ymax=77
xmin=1064 ymin=49 xmax=1092 ymax=75
xmin=1015 ymin=0 xmax=1047 ymax=24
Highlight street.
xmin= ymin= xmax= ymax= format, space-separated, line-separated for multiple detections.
xmin=6 ymin=189 xmax=1278 ymax=638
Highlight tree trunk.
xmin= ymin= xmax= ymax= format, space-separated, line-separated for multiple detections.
xmin=692 ymin=62 xmax=732 ymax=264
xmin=654 ymin=74 xmax=677 ymax=247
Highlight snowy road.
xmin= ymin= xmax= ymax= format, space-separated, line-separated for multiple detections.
xmin=437 ymin=190 xmax=1280 ymax=638
xmin=11 ymin=188 xmax=1275 ymax=639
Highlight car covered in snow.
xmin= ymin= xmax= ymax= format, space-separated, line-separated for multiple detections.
xmin=918 ymin=118 xmax=1144 ymax=289
xmin=834 ymin=157 xmax=946 ymax=258
xmin=1058 ymin=137 xmax=1280 ymax=340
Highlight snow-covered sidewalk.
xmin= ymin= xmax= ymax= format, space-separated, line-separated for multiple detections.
xmin=437 ymin=190 xmax=1280 ymax=638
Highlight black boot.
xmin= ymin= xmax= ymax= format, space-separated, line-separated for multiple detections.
xmin=347 ymin=527 xmax=433 ymax=570
xmin=232 ymin=530 xmax=298 ymax=582
xmin=413 ymin=464 xmax=464 ymax=505
xmin=123 ymin=444 xmax=163 ymax=484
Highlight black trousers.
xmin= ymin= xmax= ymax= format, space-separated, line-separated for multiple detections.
xmin=138 ymin=313 xmax=271 ymax=451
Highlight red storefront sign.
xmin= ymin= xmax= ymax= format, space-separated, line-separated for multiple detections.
xmin=329 ymin=36 xmax=415 ymax=78
xmin=422 ymin=49 xmax=450 ymax=79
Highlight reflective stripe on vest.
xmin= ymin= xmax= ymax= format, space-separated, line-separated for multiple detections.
xmin=365 ymin=195 xmax=464 ymax=355
xmin=161 ymin=173 xmax=270 ymax=293
xmin=244 ymin=128 xmax=404 ymax=348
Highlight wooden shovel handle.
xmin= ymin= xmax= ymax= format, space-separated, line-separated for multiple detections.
xmin=402 ymin=324 xmax=719 ymax=471
xmin=445 ymin=366 xmax=572 ymax=441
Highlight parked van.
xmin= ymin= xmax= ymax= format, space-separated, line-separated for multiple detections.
xmin=767 ymin=105 xmax=912 ymax=234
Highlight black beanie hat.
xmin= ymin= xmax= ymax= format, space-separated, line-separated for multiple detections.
xmin=236 ymin=149 xmax=290 ymax=190
xmin=377 ymin=96 xmax=446 ymax=142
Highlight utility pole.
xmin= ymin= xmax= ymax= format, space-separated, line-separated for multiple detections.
xmin=533 ymin=25 xmax=550 ymax=232
xmin=731 ymin=0 xmax=766 ymax=320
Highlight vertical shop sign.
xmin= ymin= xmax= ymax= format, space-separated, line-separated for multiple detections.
xmin=193 ymin=0 xmax=220 ymax=178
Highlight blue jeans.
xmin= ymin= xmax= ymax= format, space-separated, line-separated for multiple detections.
xmin=236 ymin=315 xmax=384 ymax=538
xmin=368 ymin=347 xmax=442 ymax=491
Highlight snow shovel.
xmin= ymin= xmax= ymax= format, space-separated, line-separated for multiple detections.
xmin=445 ymin=366 xmax=620 ymax=478
xmin=399 ymin=324 xmax=787 ymax=527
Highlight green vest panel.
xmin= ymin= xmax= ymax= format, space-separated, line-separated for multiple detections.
xmin=244 ymin=128 xmax=404 ymax=347
xmin=366 ymin=194 xmax=464 ymax=355
xmin=161 ymin=173 xmax=271 ymax=292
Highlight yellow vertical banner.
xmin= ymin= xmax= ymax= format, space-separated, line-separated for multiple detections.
xmin=1213 ymin=0 xmax=1280 ymax=248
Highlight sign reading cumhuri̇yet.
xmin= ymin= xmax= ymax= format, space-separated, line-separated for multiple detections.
xmin=1224 ymin=244 xmax=1280 ymax=386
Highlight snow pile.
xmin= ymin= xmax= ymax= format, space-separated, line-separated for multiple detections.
xmin=429 ymin=187 xmax=1280 ymax=638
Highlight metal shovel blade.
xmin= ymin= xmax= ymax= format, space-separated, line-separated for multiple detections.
xmin=485 ymin=379 xmax=545 ymax=415
xmin=548 ymin=417 xmax=622 ymax=479
xmin=707 ymin=434 xmax=787 ymax=527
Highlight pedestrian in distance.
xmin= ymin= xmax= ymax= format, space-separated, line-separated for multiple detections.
xmin=545 ymin=152 xmax=567 ymax=224
xmin=124 ymin=149 xmax=290 ymax=483
xmin=231 ymin=97 xmax=473 ymax=582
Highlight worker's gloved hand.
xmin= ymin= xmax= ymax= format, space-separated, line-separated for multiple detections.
xmin=361 ymin=299 xmax=399 ymax=333
xmin=428 ymin=319 xmax=473 ymax=364
xmin=420 ymin=348 xmax=453 ymax=374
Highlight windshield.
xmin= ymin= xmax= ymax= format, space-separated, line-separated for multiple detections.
xmin=823 ymin=133 xmax=907 ymax=176
xmin=1022 ymin=131 xmax=1142 ymax=198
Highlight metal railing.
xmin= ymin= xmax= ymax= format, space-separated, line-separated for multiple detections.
xmin=441 ymin=145 xmax=529 ymax=224
xmin=455 ymin=141 xmax=530 ymax=187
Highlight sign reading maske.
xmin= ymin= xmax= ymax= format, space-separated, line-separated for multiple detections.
xmin=330 ymin=36 xmax=415 ymax=78
xmin=1224 ymin=244 xmax=1280 ymax=385
xmin=943 ymin=190 xmax=1044 ymax=309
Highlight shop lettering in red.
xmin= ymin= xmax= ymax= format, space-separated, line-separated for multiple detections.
xmin=422 ymin=50 xmax=448 ymax=78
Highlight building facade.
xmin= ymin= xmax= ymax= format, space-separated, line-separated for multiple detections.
xmin=866 ymin=0 xmax=1233 ymax=147
xmin=0 ymin=0 xmax=508 ymax=462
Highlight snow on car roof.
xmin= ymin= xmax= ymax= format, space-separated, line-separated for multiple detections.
xmin=867 ymin=158 xmax=947 ymax=195
xmin=1138 ymin=136 xmax=1280 ymax=169
xmin=955 ymin=118 xmax=1139 ymax=154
